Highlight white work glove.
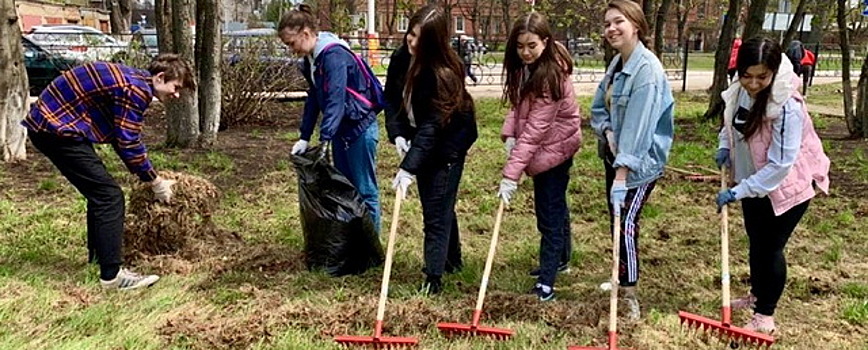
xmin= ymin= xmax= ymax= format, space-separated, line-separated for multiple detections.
xmin=395 ymin=136 xmax=411 ymax=159
xmin=504 ymin=137 xmax=516 ymax=155
xmin=497 ymin=178 xmax=518 ymax=204
xmin=605 ymin=130 xmax=617 ymax=155
xmin=150 ymin=177 xmax=176 ymax=203
xmin=391 ymin=169 xmax=415 ymax=199
xmin=291 ymin=139 xmax=309 ymax=155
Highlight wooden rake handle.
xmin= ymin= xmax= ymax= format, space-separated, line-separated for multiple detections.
xmin=472 ymin=200 xmax=506 ymax=325
xmin=375 ymin=189 xmax=404 ymax=326
xmin=609 ymin=214 xmax=622 ymax=335
xmin=720 ymin=168 xmax=732 ymax=326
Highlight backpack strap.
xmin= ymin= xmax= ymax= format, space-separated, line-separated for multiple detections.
xmin=321 ymin=42 xmax=376 ymax=107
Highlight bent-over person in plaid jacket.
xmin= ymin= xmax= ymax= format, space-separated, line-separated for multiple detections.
xmin=22 ymin=53 xmax=195 ymax=291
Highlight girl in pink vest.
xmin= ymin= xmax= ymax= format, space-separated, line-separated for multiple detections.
xmin=496 ymin=12 xmax=582 ymax=301
xmin=715 ymin=37 xmax=830 ymax=334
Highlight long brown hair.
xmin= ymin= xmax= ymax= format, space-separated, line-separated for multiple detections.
xmin=404 ymin=4 xmax=469 ymax=124
xmin=736 ymin=37 xmax=782 ymax=140
xmin=502 ymin=12 xmax=573 ymax=106
xmin=606 ymin=0 xmax=649 ymax=46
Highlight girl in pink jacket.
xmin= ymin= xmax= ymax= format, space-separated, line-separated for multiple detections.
xmin=496 ymin=12 xmax=582 ymax=302
xmin=715 ymin=37 xmax=830 ymax=334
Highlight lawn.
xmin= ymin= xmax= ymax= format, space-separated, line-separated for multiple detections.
xmin=0 ymin=89 xmax=866 ymax=349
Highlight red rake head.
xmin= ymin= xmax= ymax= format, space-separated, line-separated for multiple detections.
xmin=678 ymin=311 xmax=775 ymax=349
xmin=436 ymin=322 xmax=514 ymax=340
xmin=333 ymin=335 xmax=418 ymax=349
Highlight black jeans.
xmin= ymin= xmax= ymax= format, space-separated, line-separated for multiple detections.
xmin=28 ymin=131 xmax=124 ymax=274
xmin=604 ymin=154 xmax=656 ymax=287
xmin=742 ymin=197 xmax=810 ymax=316
xmin=416 ymin=158 xmax=465 ymax=278
xmin=464 ymin=64 xmax=478 ymax=83
xmin=533 ymin=159 xmax=573 ymax=287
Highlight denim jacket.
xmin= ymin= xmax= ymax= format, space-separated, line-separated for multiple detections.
xmin=591 ymin=42 xmax=674 ymax=188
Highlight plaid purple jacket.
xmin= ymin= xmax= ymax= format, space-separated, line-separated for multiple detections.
xmin=23 ymin=62 xmax=158 ymax=182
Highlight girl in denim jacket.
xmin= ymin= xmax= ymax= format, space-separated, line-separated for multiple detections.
xmin=715 ymin=37 xmax=829 ymax=335
xmin=590 ymin=0 xmax=674 ymax=320
xmin=496 ymin=12 xmax=582 ymax=302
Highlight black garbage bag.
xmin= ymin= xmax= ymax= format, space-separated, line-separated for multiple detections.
xmin=291 ymin=146 xmax=383 ymax=276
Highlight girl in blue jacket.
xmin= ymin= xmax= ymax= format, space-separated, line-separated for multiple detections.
xmin=278 ymin=5 xmax=381 ymax=230
xmin=590 ymin=0 xmax=674 ymax=320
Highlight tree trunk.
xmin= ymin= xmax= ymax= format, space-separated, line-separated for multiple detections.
xmin=704 ymin=0 xmax=742 ymax=121
xmin=0 ymin=0 xmax=27 ymax=161
xmin=837 ymin=0 xmax=859 ymax=137
xmin=641 ymin=0 xmax=655 ymax=35
xmin=155 ymin=0 xmax=174 ymax=53
xmin=109 ymin=0 xmax=133 ymax=34
xmin=196 ymin=0 xmax=221 ymax=146
xmin=743 ymin=0 xmax=770 ymax=40
xmin=165 ymin=0 xmax=199 ymax=148
xmin=782 ymin=0 xmax=810 ymax=47
xmin=654 ymin=0 xmax=673 ymax=56
xmin=857 ymin=51 xmax=868 ymax=138
xmin=676 ymin=0 xmax=687 ymax=48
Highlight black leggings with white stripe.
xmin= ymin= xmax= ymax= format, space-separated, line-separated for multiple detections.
xmin=604 ymin=157 xmax=657 ymax=287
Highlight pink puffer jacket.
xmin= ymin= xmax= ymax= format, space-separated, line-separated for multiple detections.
xmin=501 ymin=77 xmax=582 ymax=180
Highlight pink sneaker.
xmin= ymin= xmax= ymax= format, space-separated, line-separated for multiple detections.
xmin=744 ymin=313 xmax=776 ymax=334
xmin=731 ymin=293 xmax=757 ymax=310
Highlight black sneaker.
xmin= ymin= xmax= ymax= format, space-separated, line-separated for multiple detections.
xmin=528 ymin=262 xmax=571 ymax=278
xmin=420 ymin=276 xmax=443 ymax=295
xmin=530 ymin=283 xmax=555 ymax=301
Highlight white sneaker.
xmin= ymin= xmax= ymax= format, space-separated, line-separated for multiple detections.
xmin=100 ymin=268 xmax=160 ymax=291
xmin=744 ymin=313 xmax=776 ymax=334
xmin=621 ymin=286 xmax=641 ymax=321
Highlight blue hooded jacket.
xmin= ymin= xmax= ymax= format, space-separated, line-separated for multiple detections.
xmin=299 ymin=32 xmax=377 ymax=144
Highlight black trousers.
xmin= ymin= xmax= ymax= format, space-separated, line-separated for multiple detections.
xmin=742 ymin=197 xmax=810 ymax=316
xmin=416 ymin=159 xmax=465 ymax=278
xmin=604 ymin=155 xmax=657 ymax=287
xmin=533 ymin=159 xmax=573 ymax=287
xmin=28 ymin=131 xmax=125 ymax=271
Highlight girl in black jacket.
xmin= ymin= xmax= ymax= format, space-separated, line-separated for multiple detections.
xmin=390 ymin=4 xmax=478 ymax=295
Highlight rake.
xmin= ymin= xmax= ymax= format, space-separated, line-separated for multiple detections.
xmin=437 ymin=200 xmax=514 ymax=340
xmin=677 ymin=170 xmax=775 ymax=348
xmin=568 ymin=212 xmax=632 ymax=350
xmin=334 ymin=189 xmax=418 ymax=348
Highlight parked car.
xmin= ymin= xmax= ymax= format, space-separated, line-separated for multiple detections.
xmin=568 ymin=37 xmax=598 ymax=56
xmin=25 ymin=25 xmax=129 ymax=62
xmin=130 ymin=28 xmax=159 ymax=58
xmin=23 ymin=36 xmax=81 ymax=96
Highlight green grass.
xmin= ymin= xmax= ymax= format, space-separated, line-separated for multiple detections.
xmin=0 ymin=88 xmax=865 ymax=349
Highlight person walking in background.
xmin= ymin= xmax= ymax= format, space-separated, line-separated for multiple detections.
xmin=390 ymin=4 xmax=478 ymax=295
xmin=496 ymin=12 xmax=582 ymax=302
xmin=715 ymin=37 xmax=829 ymax=335
xmin=279 ymin=4 xmax=381 ymax=231
xmin=590 ymin=0 xmax=675 ymax=320
xmin=459 ymin=35 xmax=479 ymax=86
xmin=728 ymin=37 xmax=742 ymax=81
xmin=23 ymin=54 xmax=195 ymax=290
xmin=800 ymin=47 xmax=816 ymax=92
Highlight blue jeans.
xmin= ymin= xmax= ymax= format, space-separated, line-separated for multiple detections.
xmin=333 ymin=121 xmax=380 ymax=233
xmin=417 ymin=158 xmax=465 ymax=278
xmin=533 ymin=159 xmax=573 ymax=287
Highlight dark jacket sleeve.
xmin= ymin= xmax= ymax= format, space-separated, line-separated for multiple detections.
xmin=317 ymin=48 xmax=351 ymax=142
xmin=384 ymin=45 xmax=411 ymax=143
xmin=400 ymin=69 xmax=443 ymax=174
xmin=299 ymin=58 xmax=319 ymax=141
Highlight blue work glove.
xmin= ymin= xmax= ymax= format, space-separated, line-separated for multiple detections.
xmin=715 ymin=148 xmax=731 ymax=169
xmin=610 ymin=180 xmax=627 ymax=216
xmin=716 ymin=188 xmax=737 ymax=213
